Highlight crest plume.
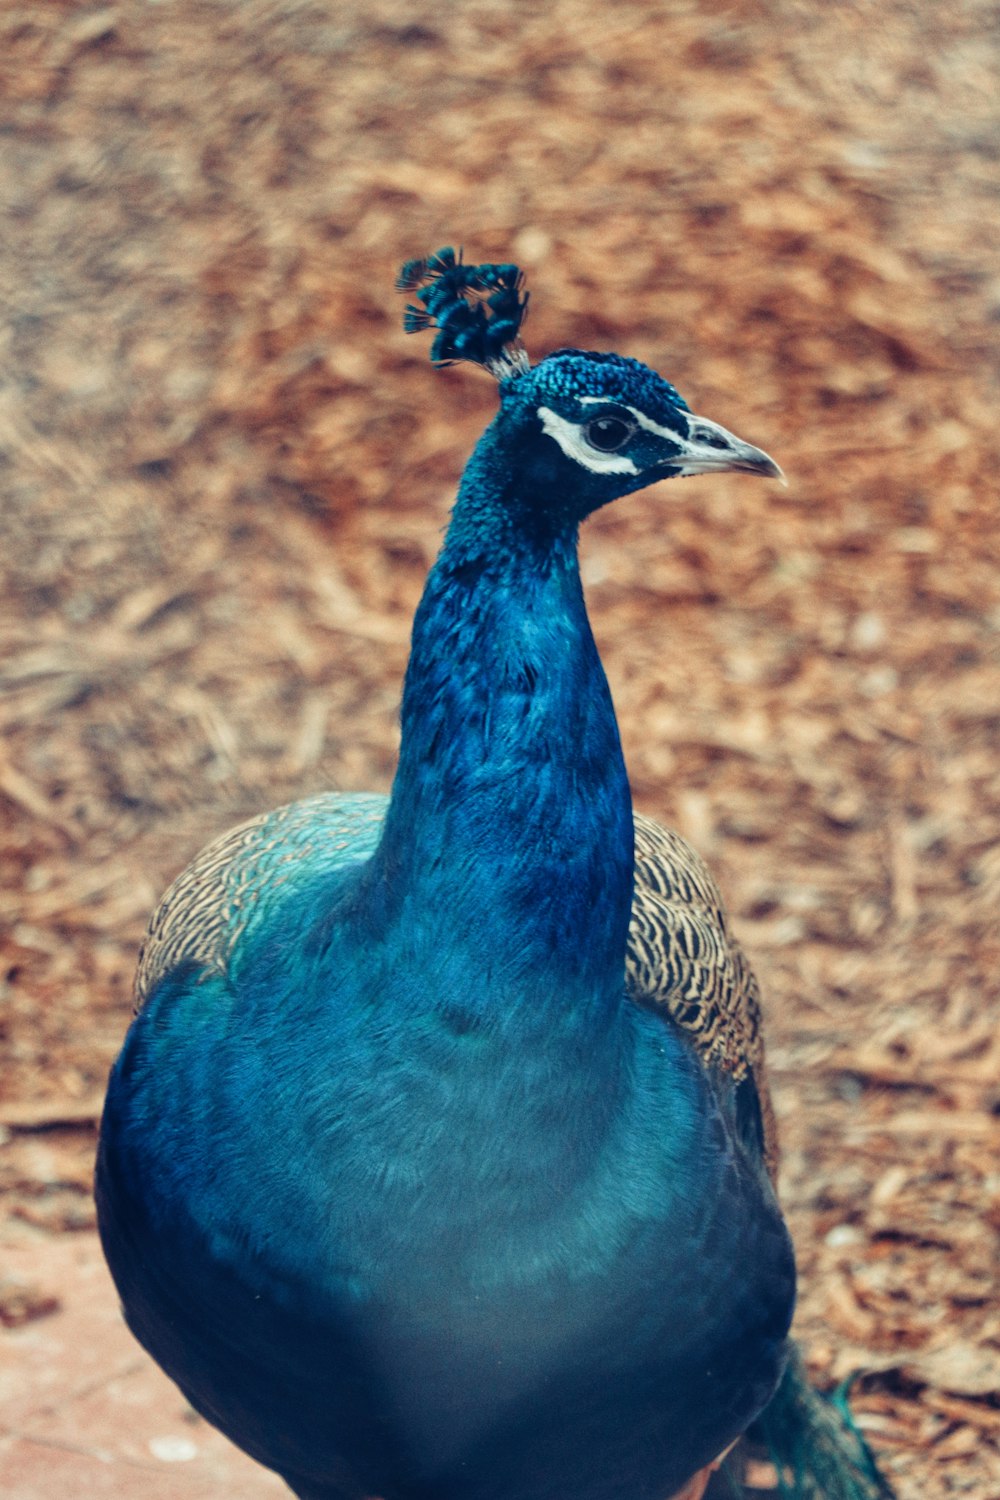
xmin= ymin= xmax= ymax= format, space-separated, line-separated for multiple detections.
xmin=398 ymin=247 xmax=530 ymax=378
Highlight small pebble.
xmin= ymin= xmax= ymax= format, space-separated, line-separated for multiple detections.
xmin=149 ymin=1435 xmax=199 ymax=1463
xmin=825 ymin=1223 xmax=864 ymax=1248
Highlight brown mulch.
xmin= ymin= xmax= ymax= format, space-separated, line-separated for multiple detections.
xmin=1 ymin=3 xmax=998 ymax=1497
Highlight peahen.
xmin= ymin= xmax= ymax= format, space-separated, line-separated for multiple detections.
xmin=96 ymin=249 xmax=893 ymax=1500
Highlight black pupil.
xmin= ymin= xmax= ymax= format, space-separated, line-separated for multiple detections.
xmin=587 ymin=416 xmax=630 ymax=452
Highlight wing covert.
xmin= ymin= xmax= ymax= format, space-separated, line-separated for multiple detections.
xmin=627 ymin=813 xmax=778 ymax=1176
xmin=135 ymin=792 xmax=387 ymax=1008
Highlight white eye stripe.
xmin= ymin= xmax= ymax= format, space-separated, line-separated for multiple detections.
xmin=536 ymin=406 xmax=639 ymax=475
xmin=574 ymin=396 xmax=783 ymax=480
xmin=579 ymin=397 xmax=684 ymax=442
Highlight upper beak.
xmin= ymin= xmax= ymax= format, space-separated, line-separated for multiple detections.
xmin=665 ymin=412 xmax=786 ymax=485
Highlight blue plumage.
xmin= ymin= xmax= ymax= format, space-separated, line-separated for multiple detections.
xmin=398 ymin=247 xmax=529 ymax=370
xmin=96 ymin=252 xmax=889 ymax=1500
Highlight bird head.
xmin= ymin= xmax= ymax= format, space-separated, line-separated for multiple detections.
xmin=399 ymin=248 xmax=782 ymax=522
xmin=495 ymin=348 xmax=782 ymax=512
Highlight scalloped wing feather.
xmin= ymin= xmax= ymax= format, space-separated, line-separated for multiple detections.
xmin=629 ymin=813 xmax=779 ymax=1178
xmin=134 ymin=793 xmax=386 ymax=1008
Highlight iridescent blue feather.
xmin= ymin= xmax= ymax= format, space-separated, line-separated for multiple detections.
xmin=398 ymin=246 xmax=529 ymax=372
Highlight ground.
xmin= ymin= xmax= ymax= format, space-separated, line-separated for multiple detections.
xmin=1 ymin=2 xmax=998 ymax=1497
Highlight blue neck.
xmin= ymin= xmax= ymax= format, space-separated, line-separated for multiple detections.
xmin=370 ymin=419 xmax=634 ymax=1013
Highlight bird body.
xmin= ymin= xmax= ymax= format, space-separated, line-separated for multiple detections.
xmin=101 ymin=795 xmax=791 ymax=1500
xmin=97 ymin=251 xmax=889 ymax=1500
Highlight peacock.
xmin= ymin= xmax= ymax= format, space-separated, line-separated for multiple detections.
xmin=96 ymin=249 xmax=893 ymax=1500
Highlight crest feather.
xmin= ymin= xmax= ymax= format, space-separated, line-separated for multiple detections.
xmin=398 ymin=247 xmax=530 ymax=378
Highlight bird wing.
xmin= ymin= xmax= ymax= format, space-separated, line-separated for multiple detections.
xmin=134 ymin=792 xmax=387 ymax=1009
xmin=627 ymin=813 xmax=779 ymax=1178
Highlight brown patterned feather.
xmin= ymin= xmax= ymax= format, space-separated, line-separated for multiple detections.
xmin=628 ymin=813 xmax=779 ymax=1178
xmin=134 ymin=793 xmax=386 ymax=1009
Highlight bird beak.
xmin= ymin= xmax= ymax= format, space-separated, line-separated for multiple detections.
xmin=664 ymin=412 xmax=786 ymax=485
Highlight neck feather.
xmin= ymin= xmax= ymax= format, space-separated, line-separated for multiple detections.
xmin=370 ymin=423 xmax=634 ymax=1011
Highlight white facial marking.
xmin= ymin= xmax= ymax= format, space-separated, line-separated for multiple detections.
xmin=568 ymin=397 xmax=782 ymax=481
xmin=578 ymin=396 xmax=683 ymax=443
xmin=536 ymin=406 xmax=639 ymax=476
xmin=580 ymin=397 xmax=781 ymax=479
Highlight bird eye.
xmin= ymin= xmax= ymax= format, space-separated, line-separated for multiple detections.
xmin=584 ymin=415 xmax=633 ymax=452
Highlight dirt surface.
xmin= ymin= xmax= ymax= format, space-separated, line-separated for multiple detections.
xmin=2 ymin=2 xmax=998 ymax=1497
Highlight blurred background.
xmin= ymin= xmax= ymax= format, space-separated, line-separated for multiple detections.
xmin=1 ymin=2 xmax=998 ymax=1496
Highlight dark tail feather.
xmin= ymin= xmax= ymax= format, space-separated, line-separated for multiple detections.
xmin=749 ymin=1345 xmax=895 ymax=1499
